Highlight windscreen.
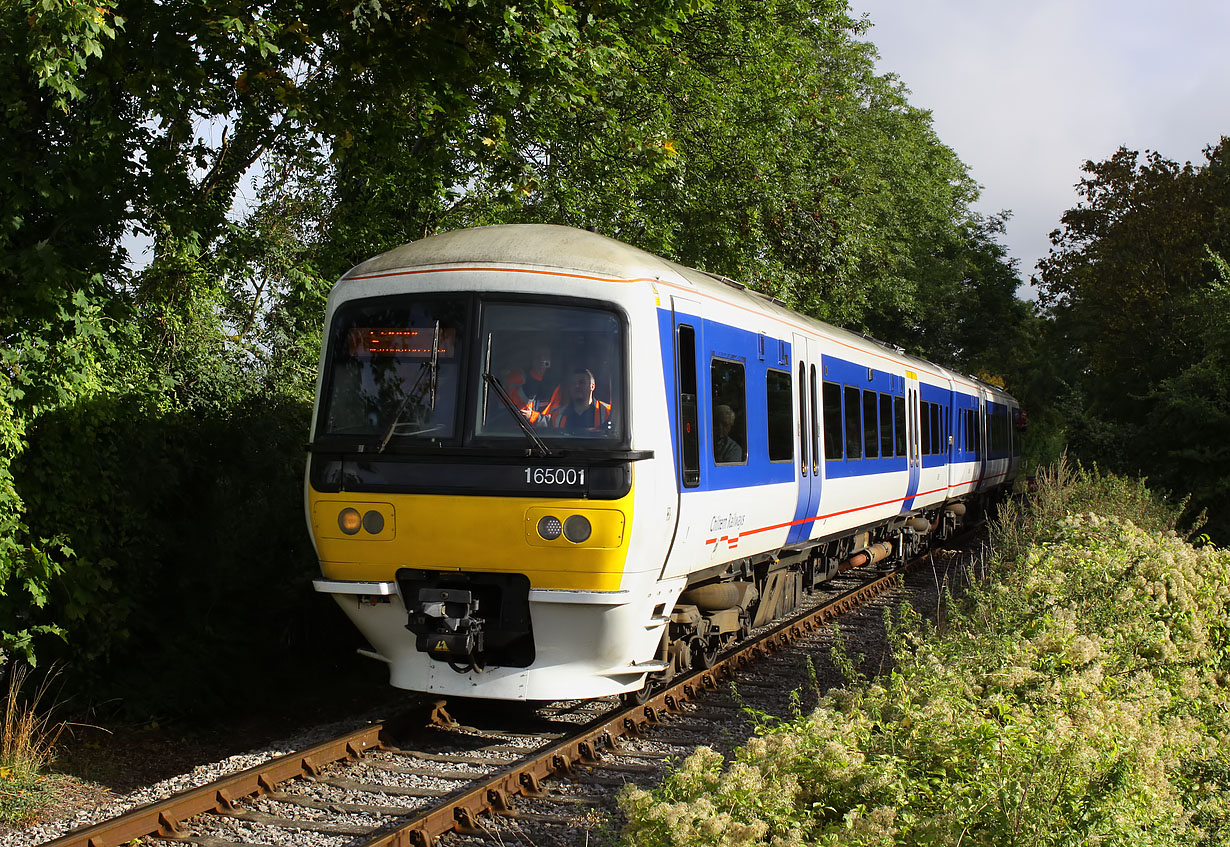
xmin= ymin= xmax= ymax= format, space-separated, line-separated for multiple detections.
xmin=476 ymin=302 xmax=624 ymax=441
xmin=317 ymin=296 xmax=467 ymax=444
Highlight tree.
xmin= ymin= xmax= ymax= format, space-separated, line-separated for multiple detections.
xmin=1035 ymin=140 xmax=1230 ymax=538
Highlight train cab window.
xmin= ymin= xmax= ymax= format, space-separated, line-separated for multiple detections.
xmin=893 ymin=396 xmax=906 ymax=457
xmin=677 ymin=325 xmax=700 ymax=486
xmin=862 ymin=389 xmax=879 ymax=459
xmin=711 ymin=359 xmax=746 ymax=464
xmin=920 ymin=400 xmax=932 ymax=456
xmin=843 ymin=385 xmax=861 ymax=459
xmin=319 ymin=295 xmax=468 ymax=444
xmin=879 ymin=393 xmax=893 ymax=458
xmin=766 ymin=369 xmax=793 ymax=462
xmin=822 ymin=381 xmax=842 ymax=460
xmin=476 ymin=302 xmax=623 ymax=441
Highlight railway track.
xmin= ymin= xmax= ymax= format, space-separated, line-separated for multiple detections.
xmin=43 ymin=536 xmax=978 ymax=847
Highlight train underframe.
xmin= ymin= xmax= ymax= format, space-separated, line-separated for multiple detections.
xmin=624 ymin=496 xmax=992 ymax=704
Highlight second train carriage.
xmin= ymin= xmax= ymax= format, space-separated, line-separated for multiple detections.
xmin=307 ymin=224 xmax=1021 ymax=701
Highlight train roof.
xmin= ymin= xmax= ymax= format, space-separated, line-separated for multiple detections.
xmin=344 ymin=224 xmax=683 ymax=284
xmin=342 ymin=224 xmax=1015 ymax=402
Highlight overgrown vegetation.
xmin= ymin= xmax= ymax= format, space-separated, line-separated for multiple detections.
xmin=1 ymin=666 xmax=63 ymax=826
xmin=619 ymin=462 xmax=1230 ymax=845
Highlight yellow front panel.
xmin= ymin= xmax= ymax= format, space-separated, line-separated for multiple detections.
xmin=309 ymin=486 xmax=633 ymax=591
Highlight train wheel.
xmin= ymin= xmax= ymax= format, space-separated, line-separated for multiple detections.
xmin=620 ymin=682 xmax=655 ymax=707
xmin=693 ymin=637 xmax=719 ymax=669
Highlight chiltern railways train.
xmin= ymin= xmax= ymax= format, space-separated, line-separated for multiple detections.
xmin=306 ymin=224 xmax=1021 ymax=702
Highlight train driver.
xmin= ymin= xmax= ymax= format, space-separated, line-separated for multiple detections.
xmin=505 ymin=343 xmax=561 ymax=426
xmin=552 ymin=367 xmax=613 ymax=433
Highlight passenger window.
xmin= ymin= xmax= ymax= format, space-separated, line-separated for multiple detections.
xmin=893 ymin=396 xmax=906 ymax=457
xmin=711 ymin=359 xmax=746 ymax=465
xmin=920 ymin=400 xmax=932 ymax=456
xmin=766 ymin=369 xmax=793 ymax=462
xmin=822 ymin=381 xmax=843 ymax=460
xmin=931 ymin=404 xmax=941 ymax=455
xmin=879 ymin=393 xmax=893 ymax=458
xmin=862 ymin=390 xmax=878 ymax=459
xmin=844 ymin=385 xmax=861 ymax=459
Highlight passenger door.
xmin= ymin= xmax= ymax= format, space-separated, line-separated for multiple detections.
xmin=787 ymin=333 xmax=822 ymax=545
xmin=903 ymin=372 xmax=921 ymax=511
xmin=660 ymin=297 xmax=704 ymax=575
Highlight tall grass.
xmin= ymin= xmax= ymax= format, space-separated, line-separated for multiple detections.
xmin=1 ymin=664 xmax=64 ymax=825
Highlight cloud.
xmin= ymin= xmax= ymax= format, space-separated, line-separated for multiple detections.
xmin=851 ymin=0 xmax=1230 ymax=283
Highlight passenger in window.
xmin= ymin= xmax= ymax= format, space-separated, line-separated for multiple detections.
xmin=505 ymin=344 xmax=561 ymax=426
xmin=713 ymin=404 xmax=745 ymax=463
xmin=553 ymin=368 xmax=613 ymax=433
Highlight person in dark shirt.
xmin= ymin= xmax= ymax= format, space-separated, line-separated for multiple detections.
xmin=553 ymin=368 xmax=612 ymax=433
xmin=713 ymin=404 xmax=744 ymax=463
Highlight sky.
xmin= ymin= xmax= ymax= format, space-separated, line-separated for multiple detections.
xmin=848 ymin=0 xmax=1230 ymax=291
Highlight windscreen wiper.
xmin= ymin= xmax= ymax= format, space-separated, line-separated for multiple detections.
xmin=427 ymin=319 xmax=440 ymax=410
xmin=379 ymin=361 xmax=430 ymax=453
xmin=378 ymin=321 xmax=443 ymax=453
xmin=483 ymin=370 xmax=553 ymax=458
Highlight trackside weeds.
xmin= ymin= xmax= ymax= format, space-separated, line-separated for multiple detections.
xmin=618 ymin=464 xmax=1230 ymax=846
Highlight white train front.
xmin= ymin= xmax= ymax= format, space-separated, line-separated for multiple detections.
xmin=307 ymin=224 xmax=1021 ymax=702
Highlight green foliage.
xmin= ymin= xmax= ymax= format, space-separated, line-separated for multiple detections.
xmin=620 ymin=467 xmax=1230 ymax=846
xmin=1036 ymin=140 xmax=1230 ymax=540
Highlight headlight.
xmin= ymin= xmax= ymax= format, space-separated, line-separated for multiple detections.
xmin=362 ymin=510 xmax=385 ymax=534
xmin=537 ymin=515 xmax=563 ymax=540
xmin=338 ymin=508 xmax=362 ymax=535
xmin=563 ymin=515 xmax=592 ymax=543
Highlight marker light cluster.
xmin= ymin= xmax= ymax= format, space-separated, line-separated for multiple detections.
xmin=339 ymin=507 xmax=385 ymax=536
xmin=537 ymin=514 xmax=592 ymax=543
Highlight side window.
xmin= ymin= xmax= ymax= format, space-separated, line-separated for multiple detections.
xmin=810 ymin=366 xmax=820 ymax=473
xmin=879 ymin=393 xmax=893 ymax=458
xmin=798 ymin=363 xmax=809 ymax=474
xmin=920 ymin=400 xmax=932 ymax=456
xmin=893 ymin=396 xmax=906 ymax=457
xmin=766 ymin=369 xmax=793 ymax=462
xmin=862 ymin=390 xmax=879 ymax=459
xmin=711 ymin=359 xmax=747 ymax=465
xmin=931 ymin=403 xmax=941 ymax=456
xmin=843 ymin=385 xmax=861 ymax=459
xmin=822 ymin=381 xmax=843 ymax=460
xmin=677 ymin=325 xmax=699 ymax=487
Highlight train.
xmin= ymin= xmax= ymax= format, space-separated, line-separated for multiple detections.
xmin=306 ymin=224 xmax=1022 ymax=702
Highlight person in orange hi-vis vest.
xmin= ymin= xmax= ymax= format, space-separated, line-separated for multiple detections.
xmin=553 ymin=367 xmax=612 ymax=432
xmin=505 ymin=344 xmax=561 ymax=425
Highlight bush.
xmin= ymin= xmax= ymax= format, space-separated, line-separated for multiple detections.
xmin=10 ymin=385 xmax=359 ymax=718
xmin=619 ymin=466 xmax=1230 ymax=846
